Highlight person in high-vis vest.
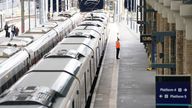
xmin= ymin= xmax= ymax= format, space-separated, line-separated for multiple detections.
xmin=116 ymin=37 xmax=120 ymax=59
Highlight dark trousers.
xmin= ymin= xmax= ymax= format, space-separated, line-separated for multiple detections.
xmin=5 ymin=31 xmax=9 ymax=37
xmin=116 ymin=48 xmax=120 ymax=59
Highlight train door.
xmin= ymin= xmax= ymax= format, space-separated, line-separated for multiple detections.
xmin=89 ymin=60 xmax=93 ymax=84
xmin=101 ymin=35 xmax=105 ymax=55
xmin=68 ymin=88 xmax=81 ymax=108
xmin=33 ymin=52 xmax=38 ymax=64
xmin=79 ymin=71 xmax=86 ymax=107
xmin=84 ymin=72 xmax=87 ymax=102
xmin=97 ymin=41 xmax=101 ymax=66
xmin=59 ymin=29 xmax=63 ymax=39
xmin=72 ymin=90 xmax=81 ymax=108
xmin=96 ymin=47 xmax=100 ymax=67
xmin=92 ymin=49 xmax=97 ymax=77
xmin=86 ymin=67 xmax=91 ymax=95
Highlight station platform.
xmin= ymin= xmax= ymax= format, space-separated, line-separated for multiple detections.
xmin=0 ymin=16 xmax=39 ymax=38
xmin=91 ymin=21 xmax=156 ymax=108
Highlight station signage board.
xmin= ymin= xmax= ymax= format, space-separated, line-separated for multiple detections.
xmin=140 ymin=34 xmax=152 ymax=43
xmin=156 ymin=75 xmax=191 ymax=108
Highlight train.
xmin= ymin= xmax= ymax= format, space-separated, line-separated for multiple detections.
xmin=0 ymin=10 xmax=109 ymax=108
xmin=79 ymin=0 xmax=104 ymax=12
xmin=0 ymin=8 xmax=83 ymax=93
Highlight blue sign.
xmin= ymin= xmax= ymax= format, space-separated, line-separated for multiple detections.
xmin=156 ymin=75 xmax=191 ymax=107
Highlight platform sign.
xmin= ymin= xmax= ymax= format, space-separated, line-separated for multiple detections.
xmin=156 ymin=75 xmax=191 ymax=108
xmin=140 ymin=34 xmax=152 ymax=43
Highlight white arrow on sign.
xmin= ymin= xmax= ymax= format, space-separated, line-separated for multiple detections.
xmin=184 ymin=88 xmax=187 ymax=92
xmin=159 ymin=95 xmax=163 ymax=98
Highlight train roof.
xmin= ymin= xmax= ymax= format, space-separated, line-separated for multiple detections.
xmin=60 ymin=38 xmax=98 ymax=52
xmin=84 ymin=18 xmax=104 ymax=23
xmin=58 ymin=8 xmax=79 ymax=18
xmin=0 ymin=46 xmax=20 ymax=58
xmin=53 ymin=43 xmax=92 ymax=57
xmin=40 ymin=22 xmax=58 ymax=28
xmin=51 ymin=16 xmax=68 ymax=21
xmin=25 ymin=27 xmax=51 ymax=34
xmin=58 ymin=11 xmax=77 ymax=18
xmin=18 ymin=26 xmax=54 ymax=40
xmin=78 ymin=21 xmax=104 ymax=28
xmin=0 ymin=37 xmax=33 ymax=47
xmin=0 ymin=51 xmax=29 ymax=87
xmin=31 ymin=58 xmax=81 ymax=74
xmin=92 ymin=10 xmax=108 ymax=16
xmin=0 ymin=58 xmax=6 ymax=64
xmin=7 ymin=59 xmax=81 ymax=96
xmin=67 ymin=29 xmax=101 ymax=39
xmin=0 ymin=84 xmax=66 ymax=107
xmin=18 ymin=33 xmax=44 ymax=40
xmin=10 ymin=72 xmax=76 ymax=97
xmin=75 ymin=24 xmax=103 ymax=30
xmin=73 ymin=26 xmax=103 ymax=36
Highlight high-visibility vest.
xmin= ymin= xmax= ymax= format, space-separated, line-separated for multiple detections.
xmin=116 ymin=41 xmax=120 ymax=48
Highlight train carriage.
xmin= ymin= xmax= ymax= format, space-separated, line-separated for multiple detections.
xmin=67 ymin=28 xmax=102 ymax=67
xmin=0 ymin=10 xmax=83 ymax=94
xmin=0 ymin=10 xmax=108 ymax=108
xmin=60 ymin=37 xmax=99 ymax=85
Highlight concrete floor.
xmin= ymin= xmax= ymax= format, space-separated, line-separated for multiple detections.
xmin=92 ymin=21 xmax=156 ymax=108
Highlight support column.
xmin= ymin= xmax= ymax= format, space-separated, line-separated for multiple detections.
xmin=34 ymin=0 xmax=37 ymax=27
xmin=61 ymin=0 xmax=65 ymax=11
xmin=183 ymin=18 xmax=192 ymax=74
xmin=163 ymin=17 xmax=170 ymax=75
xmin=166 ymin=9 xmax=176 ymax=75
xmin=145 ymin=4 xmax=153 ymax=69
xmin=21 ymin=0 xmax=25 ymax=33
xmin=56 ymin=0 xmax=59 ymax=13
xmin=65 ymin=0 xmax=68 ymax=11
xmin=175 ymin=14 xmax=185 ymax=74
xmin=28 ymin=0 xmax=31 ymax=31
xmin=169 ymin=23 xmax=176 ymax=74
xmin=45 ymin=0 xmax=49 ymax=22
xmin=39 ymin=0 xmax=45 ymax=24
xmin=43 ymin=0 xmax=47 ymax=22
xmin=176 ymin=30 xmax=185 ymax=74
xmin=170 ymin=0 xmax=184 ymax=74
xmin=156 ymin=2 xmax=165 ymax=75
xmin=180 ymin=4 xmax=192 ymax=74
xmin=156 ymin=13 xmax=164 ymax=75
xmin=50 ymin=0 xmax=53 ymax=15
xmin=156 ymin=13 xmax=160 ymax=74
xmin=162 ymin=7 xmax=170 ymax=75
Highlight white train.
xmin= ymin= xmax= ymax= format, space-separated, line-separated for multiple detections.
xmin=0 ymin=9 xmax=83 ymax=93
xmin=0 ymin=10 xmax=109 ymax=108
